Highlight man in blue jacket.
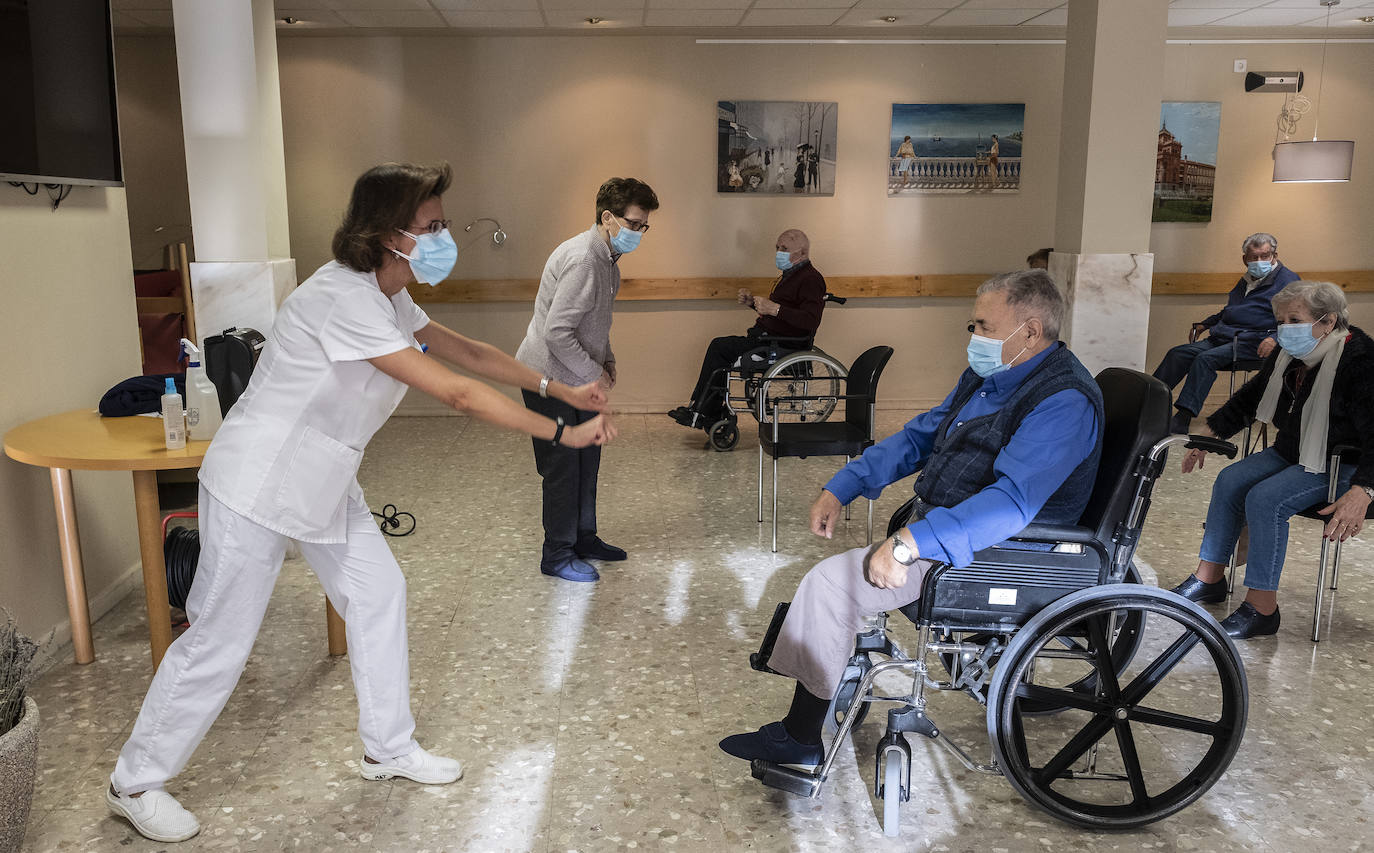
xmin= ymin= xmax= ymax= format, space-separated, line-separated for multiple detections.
xmin=718 ymin=270 xmax=1103 ymax=770
xmin=1153 ymin=232 xmax=1300 ymax=434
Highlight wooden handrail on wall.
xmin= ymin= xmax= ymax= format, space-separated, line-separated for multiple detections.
xmin=408 ymin=270 xmax=1374 ymax=304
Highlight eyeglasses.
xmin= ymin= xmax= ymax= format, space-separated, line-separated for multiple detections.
xmin=616 ymin=214 xmax=651 ymax=234
xmin=406 ymin=219 xmax=452 ymax=236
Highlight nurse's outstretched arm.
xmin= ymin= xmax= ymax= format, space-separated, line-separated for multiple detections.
xmin=369 ymin=347 xmax=618 ymax=449
xmin=415 ymin=321 xmax=609 ymax=413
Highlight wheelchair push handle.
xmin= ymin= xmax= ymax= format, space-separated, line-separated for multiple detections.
xmin=1184 ymin=435 xmax=1239 ymax=459
xmin=824 ymin=292 xmax=847 ymax=305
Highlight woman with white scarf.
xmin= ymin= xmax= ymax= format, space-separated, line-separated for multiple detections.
xmin=1170 ymin=281 xmax=1374 ymax=639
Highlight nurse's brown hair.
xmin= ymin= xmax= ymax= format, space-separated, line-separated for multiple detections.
xmin=332 ymin=162 xmax=452 ymax=272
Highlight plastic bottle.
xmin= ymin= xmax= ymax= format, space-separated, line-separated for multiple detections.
xmin=180 ymin=338 xmax=222 ymax=440
xmin=162 ymin=377 xmax=186 ymax=450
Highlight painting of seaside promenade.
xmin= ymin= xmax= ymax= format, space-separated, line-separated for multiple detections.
xmin=718 ymin=100 xmax=838 ymax=195
xmin=889 ymin=103 xmax=1025 ymax=195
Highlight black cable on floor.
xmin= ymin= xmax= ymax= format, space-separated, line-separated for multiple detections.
xmin=371 ymin=504 xmax=416 ymax=537
xmin=163 ymin=526 xmax=200 ymax=610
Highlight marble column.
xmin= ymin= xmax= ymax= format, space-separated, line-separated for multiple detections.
xmin=1051 ymin=0 xmax=1168 ymax=373
xmin=172 ymin=0 xmax=295 ymax=346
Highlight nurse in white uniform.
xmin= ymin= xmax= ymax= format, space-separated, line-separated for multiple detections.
xmin=105 ymin=162 xmax=616 ymax=843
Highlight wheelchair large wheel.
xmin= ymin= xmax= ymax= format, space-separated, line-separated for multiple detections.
xmin=986 ymin=585 xmax=1247 ymax=830
xmin=824 ymin=652 xmax=872 ymax=731
xmin=759 ymin=351 xmax=844 ymax=424
xmin=938 ymin=562 xmax=1145 ymax=713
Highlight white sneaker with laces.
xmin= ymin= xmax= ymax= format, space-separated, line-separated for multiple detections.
xmin=106 ymin=786 xmax=201 ymax=843
xmin=359 ymin=746 xmax=463 ymax=784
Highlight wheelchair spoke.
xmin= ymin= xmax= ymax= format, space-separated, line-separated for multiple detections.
xmin=1084 ymin=616 xmax=1121 ymax=700
xmin=1014 ymin=683 xmax=1110 ymax=715
xmin=1033 ymin=714 xmax=1114 ymax=786
xmin=1121 ymin=629 xmax=1202 ymax=705
xmin=1128 ymin=705 xmax=1227 ymax=738
xmin=1113 ymin=720 xmax=1152 ymax=810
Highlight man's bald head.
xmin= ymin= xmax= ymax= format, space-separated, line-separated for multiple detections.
xmin=776 ymin=229 xmax=810 ymax=261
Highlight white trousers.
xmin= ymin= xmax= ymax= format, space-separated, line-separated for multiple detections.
xmin=111 ymin=485 xmax=418 ymax=794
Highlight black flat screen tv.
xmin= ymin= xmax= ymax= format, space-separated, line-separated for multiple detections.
xmin=0 ymin=0 xmax=123 ymax=187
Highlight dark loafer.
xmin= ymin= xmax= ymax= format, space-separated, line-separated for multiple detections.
xmin=668 ymin=407 xmax=703 ymax=428
xmin=576 ymin=538 xmax=627 ymax=562
xmin=719 ymin=721 xmax=824 ymax=771
xmin=1170 ymin=574 xmax=1228 ymax=604
xmin=1169 ymin=409 xmax=1193 ymax=435
xmin=540 ymin=558 xmax=600 ymax=583
xmin=1219 ymin=602 xmax=1280 ymax=639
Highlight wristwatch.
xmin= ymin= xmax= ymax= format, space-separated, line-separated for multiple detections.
xmin=890 ymin=535 xmax=919 ymax=566
xmin=1361 ymin=485 xmax=1374 ymax=501
xmin=539 ymin=376 xmax=551 ymax=398
xmin=550 ymin=416 xmax=566 ymax=446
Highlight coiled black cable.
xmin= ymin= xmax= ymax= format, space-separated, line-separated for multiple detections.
xmin=163 ymin=526 xmax=200 ymax=610
xmin=371 ymin=504 xmax=416 ymax=537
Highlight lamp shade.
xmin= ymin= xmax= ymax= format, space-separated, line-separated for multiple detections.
xmin=1272 ymin=140 xmax=1355 ymax=183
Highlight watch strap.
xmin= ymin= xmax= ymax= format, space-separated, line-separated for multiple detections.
xmin=550 ymin=415 xmax=566 ymax=446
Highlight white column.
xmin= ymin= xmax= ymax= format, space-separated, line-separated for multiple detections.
xmin=1051 ymin=0 xmax=1168 ymax=374
xmin=172 ymin=0 xmax=295 ymax=345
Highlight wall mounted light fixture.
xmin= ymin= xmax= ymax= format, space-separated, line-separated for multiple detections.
xmin=464 ymin=218 xmax=507 ymax=246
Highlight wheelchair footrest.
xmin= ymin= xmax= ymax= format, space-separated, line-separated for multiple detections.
xmin=751 ymin=760 xmax=822 ymax=798
xmin=750 ymin=602 xmax=791 ymax=675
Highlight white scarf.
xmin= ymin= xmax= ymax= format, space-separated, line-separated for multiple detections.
xmin=1254 ymin=330 xmax=1347 ymax=473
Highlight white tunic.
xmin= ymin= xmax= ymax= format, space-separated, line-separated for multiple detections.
xmin=198 ymin=261 xmax=430 ymax=543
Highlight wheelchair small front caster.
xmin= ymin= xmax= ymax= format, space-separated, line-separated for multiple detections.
xmin=708 ymin=418 xmax=739 ymax=451
xmin=874 ymin=732 xmax=911 ymax=837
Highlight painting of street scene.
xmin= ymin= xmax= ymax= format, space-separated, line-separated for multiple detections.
xmin=718 ymin=100 xmax=837 ymax=195
xmin=889 ymin=103 xmax=1024 ymax=195
xmin=1154 ymin=101 xmax=1220 ymax=222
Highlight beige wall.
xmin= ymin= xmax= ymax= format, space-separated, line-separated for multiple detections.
xmin=0 ymin=189 xmax=144 ymax=641
xmin=114 ymin=34 xmax=1374 ymax=414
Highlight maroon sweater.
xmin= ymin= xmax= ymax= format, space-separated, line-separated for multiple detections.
xmin=753 ymin=261 xmax=827 ymax=339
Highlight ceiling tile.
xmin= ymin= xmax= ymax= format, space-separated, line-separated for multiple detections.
xmin=1021 ymin=6 xmax=1067 ymax=25
xmin=1208 ymin=7 xmax=1327 ymax=23
xmin=277 ymin=9 xmax=351 ymax=26
xmin=334 ymin=9 xmax=448 ymax=26
xmin=1168 ymin=8 xmax=1245 ymax=24
xmin=739 ymin=8 xmax=849 ymax=25
xmin=431 ymin=0 xmax=540 ymax=9
xmin=929 ymin=8 xmax=1050 ymax=25
xmin=271 ymin=0 xmax=338 ymax=9
xmin=437 ymin=10 xmax=545 ymax=26
xmin=853 ymin=0 xmax=963 ymax=7
xmin=958 ymin=0 xmax=1061 ymax=8
xmin=647 ymin=0 xmax=751 ymax=8
xmin=1261 ymin=0 xmax=1337 ymax=7
xmin=323 ymin=0 xmax=435 ymax=8
xmin=753 ymin=0 xmax=858 ymax=6
xmin=644 ymin=9 xmax=748 ymax=25
xmin=543 ymin=10 xmax=639 ymax=26
xmin=1169 ymin=0 xmax=1266 ymax=7
xmin=540 ymin=0 xmax=646 ymax=8
xmin=834 ymin=8 xmax=948 ymax=25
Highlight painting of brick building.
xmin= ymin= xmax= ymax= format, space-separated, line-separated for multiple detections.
xmin=1154 ymin=102 xmax=1220 ymax=222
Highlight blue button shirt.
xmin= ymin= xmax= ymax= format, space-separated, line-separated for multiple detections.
xmin=824 ymin=344 xmax=1100 ymax=568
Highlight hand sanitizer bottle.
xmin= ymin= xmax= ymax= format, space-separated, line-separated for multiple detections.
xmin=162 ymin=377 xmax=186 ymax=450
xmin=180 ymin=338 xmax=222 ymax=440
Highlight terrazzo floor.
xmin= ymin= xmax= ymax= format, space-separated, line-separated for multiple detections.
xmin=19 ymin=413 xmax=1374 ymax=852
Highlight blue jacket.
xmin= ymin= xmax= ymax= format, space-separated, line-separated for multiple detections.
xmin=1203 ymin=263 xmax=1301 ymax=344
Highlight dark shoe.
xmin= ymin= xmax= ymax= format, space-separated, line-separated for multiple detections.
xmin=719 ymin=721 xmax=824 ymax=771
xmin=668 ymin=406 xmax=703 ymax=429
xmin=1169 ymin=409 xmax=1193 ymax=435
xmin=1170 ymin=574 xmax=1228 ymax=605
xmin=1219 ymin=602 xmax=1280 ymax=639
xmin=576 ymin=538 xmax=627 ymax=562
xmin=540 ymin=558 xmax=600 ymax=583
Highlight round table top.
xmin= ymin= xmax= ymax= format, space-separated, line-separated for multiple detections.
xmin=4 ymin=409 xmax=211 ymax=471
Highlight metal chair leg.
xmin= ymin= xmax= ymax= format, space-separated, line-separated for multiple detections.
xmin=866 ymin=498 xmax=873 ymax=545
xmin=757 ymin=444 xmax=764 ymax=524
xmin=1331 ymin=538 xmax=1344 ymax=590
xmin=1312 ymin=536 xmax=1331 ymax=642
xmin=1226 ymin=550 xmax=1238 ymax=595
xmin=771 ymin=454 xmax=779 ymax=553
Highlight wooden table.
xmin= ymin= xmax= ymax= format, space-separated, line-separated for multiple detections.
xmin=4 ymin=409 xmax=346 ymax=671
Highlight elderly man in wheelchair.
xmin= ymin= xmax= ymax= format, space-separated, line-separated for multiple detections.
xmin=721 ymin=269 xmax=1248 ymax=835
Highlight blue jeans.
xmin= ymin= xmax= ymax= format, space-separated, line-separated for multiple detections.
xmin=1152 ymin=337 xmax=1259 ymax=416
xmin=1199 ymin=447 xmax=1354 ymax=592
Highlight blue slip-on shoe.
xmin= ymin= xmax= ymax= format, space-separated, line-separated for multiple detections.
xmin=576 ymin=538 xmax=627 ymax=562
xmin=1220 ymin=602 xmax=1280 ymax=639
xmin=719 ymin=721 xmax=824 ymax=771
xmin=1170 ymin=574 xmax=1228 ymax=605
xmin=541 ymin=558 xmax=600 ymax=583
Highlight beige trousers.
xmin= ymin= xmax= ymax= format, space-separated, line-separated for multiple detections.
xmin=769 ymin=545 xmax=933 ymax=699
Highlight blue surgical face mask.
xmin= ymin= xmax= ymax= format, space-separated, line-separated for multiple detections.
xmin=775 ymin=250 xmax=793 ymax=271
xmin=392 ymin=228 xmax=458 ymax=286
xmin=1247 ymin=259 xmax=1275 ymax=279
xmin=1276 ymin=313 xmax=1329 ymax=358
xmin=967 ymin=321 xmax=1028 ymax=378
xmin=609 ymin=215 xmax=642 ymax=254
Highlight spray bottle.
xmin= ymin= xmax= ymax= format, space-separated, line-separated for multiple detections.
xmin=180 ymin=338 xmax=223 ymax=440
xmin=162 ymin=377 xmax=186 ymax=450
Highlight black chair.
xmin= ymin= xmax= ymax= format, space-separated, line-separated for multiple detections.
xmin=756 ymin=345 xmax=893 ymax=552
xmin=1297 ymin=444 xmax=1371 ymax=642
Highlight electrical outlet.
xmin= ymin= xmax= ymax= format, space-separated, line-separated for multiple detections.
xmin=1234 ymin=59 xmax=1248 ymax=73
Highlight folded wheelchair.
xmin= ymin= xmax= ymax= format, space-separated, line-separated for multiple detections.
xmin=747 ymin=368 xmax=1249 ymax=835
xmin=701 ymin=293 xmax=848 ymax=451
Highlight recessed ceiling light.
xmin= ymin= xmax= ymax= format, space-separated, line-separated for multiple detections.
xmin=279 ymin=16 xmax=299 ymax=25
xmin=587 ymin=17 xmax=603 ymax=25
xmin=1359 ymin=15 xmax=1374 ymax=22
xmin=882 ymin=16 xmax=898 ymax=23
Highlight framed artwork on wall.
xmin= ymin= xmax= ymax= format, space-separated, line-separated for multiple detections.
xmin=717 ymin=100 xmax=837 ymax=195
xmin=889 ymin=103 xmax=1025 ymax=195
xmin=1153 ymin=101 xmax=1221 ymax=223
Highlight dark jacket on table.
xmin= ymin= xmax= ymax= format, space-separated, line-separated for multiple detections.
xmin=1201 ymin=263 xmax=1301 ymax=344
xmin=753 ymin=260 xmax=826 ymax=340
xmin=1206 ymin=325 xmax=1374 ymax=489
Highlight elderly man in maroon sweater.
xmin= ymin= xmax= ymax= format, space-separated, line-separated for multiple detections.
xmin=670 ymin=229 xmax=827 ymax=430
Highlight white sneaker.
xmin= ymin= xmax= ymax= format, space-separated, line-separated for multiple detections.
xmin=359 ymin=746 xmax=463 ymax=785
xmin=106 ymin=786 xmax=201 ymax=843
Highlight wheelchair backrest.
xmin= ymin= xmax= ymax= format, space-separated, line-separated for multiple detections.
xmin=1078 ymin=368 xmax=1172 ymax=542
xmin=844 ymin=346 xmax=896 ymax=430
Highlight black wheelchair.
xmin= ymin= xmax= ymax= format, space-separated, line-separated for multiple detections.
xmin=746 ymin=368 xmax=1249 ymax=835
xmin=700 ymin=293 xmax=848 ymax=452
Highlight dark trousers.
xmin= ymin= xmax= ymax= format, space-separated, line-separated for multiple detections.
xmin=687 ymin=334 xmax=763 ymax=422
xmin=522 ymin=390 xmax=601 ymax=567
xmin=1152 ymin=337 xmax=1258 ymax=416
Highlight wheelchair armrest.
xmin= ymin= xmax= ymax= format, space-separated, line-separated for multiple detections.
xmin=1008 ymin=523 xmax=1099 ymax=545
xmin=823 ymin=292 xmax=847 ymax=305
xmin=1185 ymin=435 xmax=1238 ymax=458
xmin=770 ymin=393 xmax=866 ymax=403
xmin=754 ymin=334 xmax=812 ymax=345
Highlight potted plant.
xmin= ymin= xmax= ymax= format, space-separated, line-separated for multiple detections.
xmin=0 ymin=611 xmax=44 ymax=851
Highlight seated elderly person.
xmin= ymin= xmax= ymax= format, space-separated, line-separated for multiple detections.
xmin=669 ymin=229 xmax=826 ymax=430
xmin=1170 ymin=281 xmax=1373 ymax=639
xmin=719 ymin=270 xmax=1102 ymax=768
xmin=1153 ymin=232 xmax=1300 ymax=435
